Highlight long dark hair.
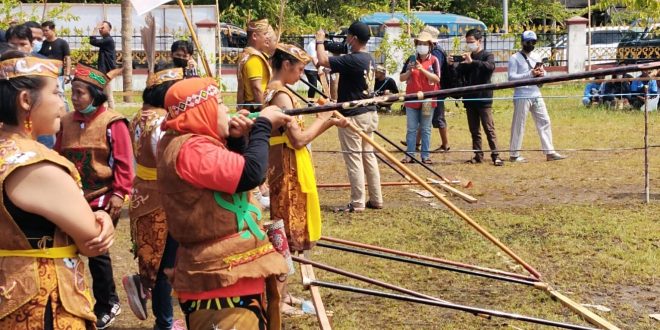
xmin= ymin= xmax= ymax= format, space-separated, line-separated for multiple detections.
xmin=0 ymin=51 xmax=47 ymax=125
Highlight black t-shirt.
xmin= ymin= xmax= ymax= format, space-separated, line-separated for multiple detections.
xmin=374 ymin=77 xmax=399 ymax=96
xmin=329 ymin=52 xmax=377 ymax=117
xmin=39 ymin=38 xmax=70 ymax=62
xmin=90 ymin=35 xmax=116 ymax=73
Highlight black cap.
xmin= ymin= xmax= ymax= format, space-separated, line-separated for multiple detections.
xmin=348 ymin=21 xmax=370 ymax=43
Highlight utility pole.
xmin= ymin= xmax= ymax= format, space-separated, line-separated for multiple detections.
xmin=503 ymin=0 xmax=508 ymax=33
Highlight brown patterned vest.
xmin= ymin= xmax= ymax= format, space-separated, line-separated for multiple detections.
xmin=0 ymin=133 xmax=95 ymax=323
xmin=236 ymin=46 xmax=272 ymax=105
xmin=59 ymin=109 xmax=127 ymax=195
xmin=129 ymin=106 xmax=166 ymax=219
xmin=265 ymin=82 xmax=314 ymax=251
xmin=157 ymin=133 xmax=288 ymax=293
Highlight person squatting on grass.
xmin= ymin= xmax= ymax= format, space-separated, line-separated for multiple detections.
xmin=55 ymin=62 xmax=134 ymax=329
xmin=265 ymin=43 xmax=349 ymax=316
xmin=122 ymin=64 xmax=184 ymax=329
xmin=0 ymin=52 xmax=115 ymax=329
xmin=507 ymin=30 xmax=566 ymax=163
xmin=447 ymin=28 xmax=503 ymax=166
xmin=315 ymin=21 xmax=383 ymax=213
xmin=157 ymin=77 xmax=291 ymax=329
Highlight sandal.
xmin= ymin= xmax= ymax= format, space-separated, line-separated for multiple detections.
xmin=400 ymin=157 xmax=413 ymax=163
xmin=283 ymin=294 xmax=303 ymax=306
xmin=465 ymin=157 xmax=483 ymax=164
xmin=493 ymin=158 xmax=504 ymax=166
xmin=422 ymin=158 xmax=433 ymax=164
xmin=281 ymin=303 xmax=304 ymax=317
xmin=434 ymin=145 xmax=450 ymax=153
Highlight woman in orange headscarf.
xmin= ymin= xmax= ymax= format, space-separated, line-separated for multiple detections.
xmin=157 ymin=77 xmax=292 ymax=330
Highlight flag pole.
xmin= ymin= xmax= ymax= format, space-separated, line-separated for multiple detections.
xmin=175 ymin=0 xmax=213 ymax=77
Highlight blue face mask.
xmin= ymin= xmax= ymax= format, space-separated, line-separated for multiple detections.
xmin=32 ymin=40 xmax=43 ymax=53
xmin=79 ymin=103 xmax=97 ymax=114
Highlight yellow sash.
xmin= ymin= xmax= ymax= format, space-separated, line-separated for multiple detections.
xmin=136 ymin=163 xmax=158 ymax=180
xmin=0 ymin=245 xmax=77 ymax=258
xmin=269 ymin=135 xmax=322 ymax=241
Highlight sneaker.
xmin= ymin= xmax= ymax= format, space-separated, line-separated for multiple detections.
xmin=122 ymin=274 xmax=148 ymax=320
xmin=493 ymin=157 xmax=504 ymax=166
xmin=172 ymin=319 xmax=187 ymax=330
xmin=366 ymin=201 xmax=383 ymax=209
xmin=96 ymin=303 xmax=121 ymax=329
xmin=509 ymin=156 xmax=527 ymax=163
xmin=546 ymin=153 xmax=567 ymax=161
xmin=334 ymin=203 xmax=365 ymax=213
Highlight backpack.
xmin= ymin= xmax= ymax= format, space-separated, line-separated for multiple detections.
xmin=431 ymin=46 xmax=456 ymax=90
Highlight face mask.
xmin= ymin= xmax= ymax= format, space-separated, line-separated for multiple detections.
xmin=466 ymin=42 xmax=478 ymax=52
xmin=416 ymin=45 xmax=429 ymax=56
xmin=32 ymin=40 xmax=43 ymax=53
xmin=522 ymin=43 xmax=535 ymax=53
xmin=173 ymin=57 xmax=188 ymax=68
xmin=79 ymin=103 xmax=97 ymax=114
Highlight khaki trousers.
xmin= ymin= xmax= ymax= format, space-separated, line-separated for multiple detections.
xmin=337 ymin=111 xmax=382 ymax=208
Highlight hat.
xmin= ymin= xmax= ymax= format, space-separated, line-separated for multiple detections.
xmin=375 ymin=65 xmax=386 ymax=73
xmin=147 ymin=67 xmax=184 ymax=87
xmin=347 ymin=21 xmax=371 ymax=43
xmin=247 ymin=19 xmax=270 ymax=33
xmin=522 ymin=31 xmax=537 ymax=42
xmin=73 ymin=63 xmax=110 ymax=89
xmin=421 ymin=26 xmax=440 ymax=40
xmin=276 ymin=43 xmax=311 ymax=64
xmin=0 ymin=56 xmax=61 ymax=80
xmin=414 ymin=31 xmax=435 ymax=44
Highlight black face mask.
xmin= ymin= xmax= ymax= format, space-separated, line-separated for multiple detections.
xmin=522 ymin=43 xmax=535 ymax=53
xmin=173 ymin=57 xmax=188 ymax=68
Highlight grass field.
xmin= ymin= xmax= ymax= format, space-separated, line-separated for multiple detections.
xmin=109 ymin=83 xmax=659 ymax=329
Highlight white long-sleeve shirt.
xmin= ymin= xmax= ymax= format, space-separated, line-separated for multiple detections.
xmin=508 ymin=51 xmax=542 ymax=98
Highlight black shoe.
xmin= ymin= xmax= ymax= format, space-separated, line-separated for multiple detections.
xmin=122 ymin=274 xmax=148 ymax=320
xmin=465 ymin=157 xmax=483 ymax=164
xmin=96 ymin=303 xmax=121 ymax=329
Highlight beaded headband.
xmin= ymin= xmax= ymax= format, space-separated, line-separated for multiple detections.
xmin=276 ymin=43 xmax=311 ymax=64
xmin=147 ymin=68 xmax=184 ymax=87
xmin=73 ymin=63 xmax=110 ymax=89
xmin=247 ymin=19 xmax=270 ymax=33
xmin=0 ymin=57 xmax=62 ymax=80
xmin=167 ymin=84 xmax=220 ymax=118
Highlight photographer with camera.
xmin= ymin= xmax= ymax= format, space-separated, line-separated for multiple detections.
xmin=508 ymin=31 xmax=566 ymax=162
xmin=447 ymin=29 xmax=503 ymax=166
xmin=315 ymin=21 xmax=383 ymax=212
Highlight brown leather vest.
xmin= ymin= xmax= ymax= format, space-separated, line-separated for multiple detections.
xmin=157 ymin=133 xmax=288 ymax=293
xmin=129 ymin=106 xmax=166 ymax=219
xmin=59 ymin=109 xmax=127 ymax=194
xmin=237 ymin=46 xmax=271 ymax=105
xmin=0 ymin=133 xmax=95 ymax=322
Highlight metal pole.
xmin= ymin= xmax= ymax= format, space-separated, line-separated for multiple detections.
xmin=321 ymin=236 xmax=538 ymax=281
xmin=502 ymin=0 xmax=508 ymax=34
xmin=587 ymin=0 xmax=592 ymax=71
xmin=305 ymin=280 xmax=598 ymax=330
xmin=316 ymin=241 xmax=538 ymax=286
xmin=644 ymin=86 xmax=650 ymax=204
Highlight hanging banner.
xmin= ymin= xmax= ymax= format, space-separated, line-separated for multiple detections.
xmin=130 ymin=0 xmax=171 ymax=16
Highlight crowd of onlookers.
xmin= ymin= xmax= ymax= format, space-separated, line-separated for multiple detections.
xmin=582 ymin=69 xmax=659 ymax=110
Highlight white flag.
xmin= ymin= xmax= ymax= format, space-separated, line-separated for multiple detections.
xmin=131 ymin=0 xmax=171 ymax=16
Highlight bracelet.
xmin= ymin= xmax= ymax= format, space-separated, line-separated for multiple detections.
xmin=316 ymin=41 xmax=324 ymax=45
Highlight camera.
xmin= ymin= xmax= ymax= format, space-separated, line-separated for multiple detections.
xmin=323 ymin=34 xmax=348 ymax=54
xmin=452 ymin=55 xmax=465 ymax=63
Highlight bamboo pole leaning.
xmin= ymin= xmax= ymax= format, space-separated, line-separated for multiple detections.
xmin=175 ymin=0 xmax=212 ymax=77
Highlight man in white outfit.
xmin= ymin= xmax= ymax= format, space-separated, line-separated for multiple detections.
xmin=508 ymin=31 xmax=566 ymax=162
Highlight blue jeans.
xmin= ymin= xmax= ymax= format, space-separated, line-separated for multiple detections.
xmin=406 ymin=106 xmax=432 ymax=159
xmin=152 ymin=235 xmax=179 ymax=330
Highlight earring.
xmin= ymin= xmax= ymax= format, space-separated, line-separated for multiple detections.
xmin=24 ymin=112 xmax=32 ymax=133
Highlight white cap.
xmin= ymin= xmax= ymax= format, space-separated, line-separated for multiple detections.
xmin=522 ymin=30 xmax=537 ymax=42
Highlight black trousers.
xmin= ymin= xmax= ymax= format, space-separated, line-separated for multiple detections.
xmin=304 ymin=69 xmax=320 ymax=98
xmin=89 ymin=252 xmax=120 ymax=313
xmin=465 ymin=105 xmax=499 ymax=161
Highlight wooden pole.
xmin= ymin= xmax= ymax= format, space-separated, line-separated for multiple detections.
xmin=644 ymin=86 xmax=650 ymax=204
xmin=333 ymin=110 xmax=543 ymax=279
xmin=546 ymin=289 xmax=620 ymax=330
xmin=317 ymin=181 xmax=431 ymax=188
xmin=176 ymin=0 xmax=213 ymax=77
xmin=297 ymin=252 xmax=332 ymax=330
xmin=215 ymin=0 xmax=222 ymax=78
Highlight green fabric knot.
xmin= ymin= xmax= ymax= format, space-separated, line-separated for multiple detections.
xmin=213 ymin=191 xmax=264 ymax=240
